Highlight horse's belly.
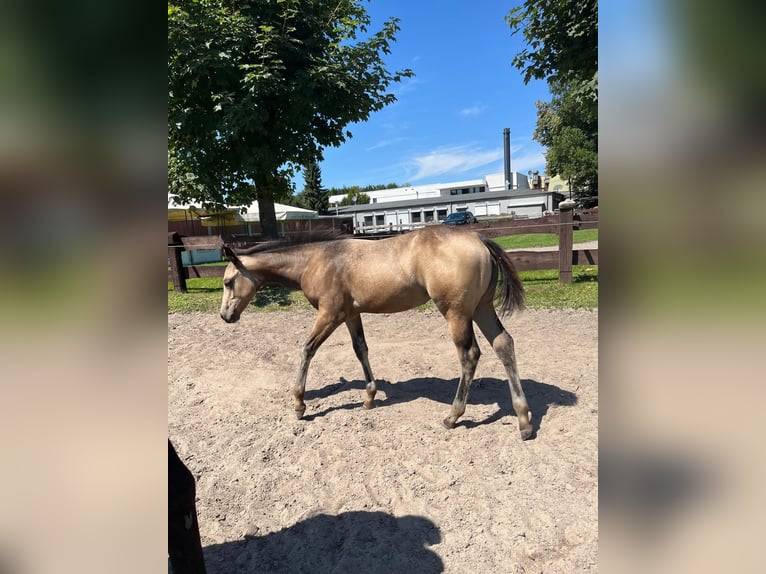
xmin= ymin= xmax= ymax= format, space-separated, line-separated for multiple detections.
xmin=352 ymin=287 xmax=429 ymax=314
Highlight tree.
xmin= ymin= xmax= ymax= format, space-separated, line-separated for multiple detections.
xmin=327 ymin=182 xmax=403 ymax=196
xmin=507 ymin=0 xmax=597 ymax=205
xmin=506 ymin=0 xmax=597 ymax=103
xmin=339 ymin=188 xmax=371 ymax=206
xmin=169 ymin=0 xmax=413 ymax=237
xmin=533 ymin=81 xmax=597 ymax=205
xmin=301 ymin=160 xmax=329 ymax=214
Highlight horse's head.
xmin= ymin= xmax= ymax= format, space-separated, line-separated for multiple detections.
xmin=219 ymin=246 xmax=260 ymax=323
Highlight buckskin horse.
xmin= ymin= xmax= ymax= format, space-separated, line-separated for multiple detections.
xmin=220 ymin=226 xmax=533 ymax=440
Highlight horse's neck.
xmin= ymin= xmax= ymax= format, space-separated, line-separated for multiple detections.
xmin=245 ymin=246 xmax=311 ymax=288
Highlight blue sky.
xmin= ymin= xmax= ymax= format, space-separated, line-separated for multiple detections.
xmin=302 ymin=0 xmax=551 ymax=191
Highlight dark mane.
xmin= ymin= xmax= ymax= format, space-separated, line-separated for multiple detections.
xmin=226 ymin=232 xmax=347 ymax=256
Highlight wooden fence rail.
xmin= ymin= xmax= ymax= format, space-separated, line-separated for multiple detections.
xmin=168 ymin=206 xmax=597 ymax=291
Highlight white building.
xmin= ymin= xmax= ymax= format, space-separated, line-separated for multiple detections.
xmin=329 ymin=171 xmax=564 ymax=233
xmin=328 ymin=172 xmax=531 ymax=207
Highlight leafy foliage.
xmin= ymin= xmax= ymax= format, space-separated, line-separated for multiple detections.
xmin=338 ymin=188 xmax=371 ymax=206
xmin=328 ymin=182 xmax=403 ymax=195
xmin=506 ymin=0 xmax=597 ymax=102
xmin=534 ymin=82 xmax=597 ymax=204
xmin=507 ymin=0 xmax=598 ymax=206
xmin=169 ymin=0 xmax=413 ymax=236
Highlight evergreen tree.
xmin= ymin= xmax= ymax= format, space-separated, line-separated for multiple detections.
xmin=301 ymin=160 xmax=329 ymax=214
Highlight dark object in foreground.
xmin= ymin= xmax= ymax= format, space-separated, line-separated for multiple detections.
xmin=169 ymin=440 xmax=206 ymax=574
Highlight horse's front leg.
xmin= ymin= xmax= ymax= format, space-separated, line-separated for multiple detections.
xmin=345 ymin=315 xmax=377 ymax=409
xmin=294 ymin=311 xmax=343 ymax=418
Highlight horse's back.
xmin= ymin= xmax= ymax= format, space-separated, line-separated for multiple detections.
xmin=321 ymin=234 xmax=428 ymax=313
xmin=308 ymin=228 xmax=494 ymax=314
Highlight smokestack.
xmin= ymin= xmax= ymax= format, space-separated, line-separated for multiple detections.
xmin=503 ymin=128 xmax=511 ymax=190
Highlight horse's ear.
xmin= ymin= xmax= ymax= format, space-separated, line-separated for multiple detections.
xmin=223 ymin=245 xmax=251 ymax=274
xmin=223 ymin=245 xmax=238 ymax=261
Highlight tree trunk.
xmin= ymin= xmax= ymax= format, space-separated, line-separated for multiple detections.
xmin=257 ymin=180 xmax=279 ymax=239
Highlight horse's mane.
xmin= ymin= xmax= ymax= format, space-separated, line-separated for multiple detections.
xmin=226 ymin=232 xmax=347 ymax=256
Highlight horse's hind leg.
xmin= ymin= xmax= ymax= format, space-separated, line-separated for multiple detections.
xmin=294 ymin=311 xmax=343 ymax=419
xmin=345 ymin=315 xmax=377 ymax=409
xmin=442 ymin=313 xmax=482 ymax=429
xmin=474 ymin=304 xmax=533 ymax=440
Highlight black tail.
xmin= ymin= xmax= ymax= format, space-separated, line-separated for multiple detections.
xmin=482 ymin=238 xmax=525 ymax=316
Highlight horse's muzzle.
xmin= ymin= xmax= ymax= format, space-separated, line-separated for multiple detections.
xmin=220 ymin=311 xmax=239 ymax=323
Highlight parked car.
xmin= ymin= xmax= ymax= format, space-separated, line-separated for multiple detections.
xmin=442 ymin=211 xmax=477 ymax=225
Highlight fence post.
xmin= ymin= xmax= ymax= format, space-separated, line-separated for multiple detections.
xmin=558 ymin=200 xmax=576 ymax=284
xmin=168 ymin=232 xmax=187 ymax=293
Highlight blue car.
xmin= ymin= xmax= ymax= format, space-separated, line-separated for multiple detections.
xmin=442 ymin=211 xmax=477 ymax=225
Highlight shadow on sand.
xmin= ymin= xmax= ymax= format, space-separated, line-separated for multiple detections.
xmin=202 ymin=511 xmax=443 ymax=574
xmin=304 ymin=376 xmax=577 ymax=437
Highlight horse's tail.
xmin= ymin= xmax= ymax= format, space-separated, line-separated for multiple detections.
xmin=482 ymin=237 xmax=525 ymax=316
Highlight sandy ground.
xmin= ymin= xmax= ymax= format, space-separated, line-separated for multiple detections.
xmin=169 ymin=306 xmax=598 ymax=573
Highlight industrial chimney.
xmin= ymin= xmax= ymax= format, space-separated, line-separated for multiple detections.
xmin=503 ymin=128 xmax=512 ymax=190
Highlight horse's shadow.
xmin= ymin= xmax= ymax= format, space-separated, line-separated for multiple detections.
xmin=304 ymin=376 xmax=577 ymax=437
xmin=201 ymin=511 xmax=443 ymax=573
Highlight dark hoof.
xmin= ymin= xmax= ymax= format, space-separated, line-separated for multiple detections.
xmin=520 ymin=425 xmax=533 ymax=441
xmin=442 ymin=417 xmax=456 ymax=430
xmin=294 ymin=408 xmax=306 ymax=420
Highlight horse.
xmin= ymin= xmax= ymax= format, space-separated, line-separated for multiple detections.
xmin=220 ymin=225 xmax=533 ymax=440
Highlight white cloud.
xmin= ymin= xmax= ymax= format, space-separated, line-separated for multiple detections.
xmin=459 ymin=104 xmax=487 ymax=117
xmin=508 ymin=149 xmax=547 ymax=174
xmin=408 ymin=145 xmax=504 ymax=181
xmin=365 ymin=136 xmax=410 ymax=152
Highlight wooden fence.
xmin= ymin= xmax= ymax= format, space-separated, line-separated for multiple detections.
xmin=168 ymin=204 xmax=598 ymax=292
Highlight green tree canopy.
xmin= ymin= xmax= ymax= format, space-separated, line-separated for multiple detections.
xmin=507 ymin=0 xmax=597 ymax=206
xmin=506 ymin=0 xmax=597 ymax=102
xmin=337 ymin=188 xmax=371 ymax=206
xmin=327 ymin=181 xmax=403 ymax=196
xmin=169 ymin=0 xmax=413 ymax=237
xmin=534 ymin=81 xmax=597 ymax=203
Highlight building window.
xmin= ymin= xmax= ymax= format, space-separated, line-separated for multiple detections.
xmin=375 ymin=214 xmax=384 ymax=226
xmin=450 ymin=189 xmax=458 ymax=195
xmin=363 ymin=215 xmax=373 ymax=227
xmin=437 ymin=209 xmax=448 ymax=220
xmin=423 ymin=210 xmax=434 ymax=223
xmin=411 ymin=211 xmax=421 ymax=223
xmin=461 ymin=188 xmax=470 ymax=194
